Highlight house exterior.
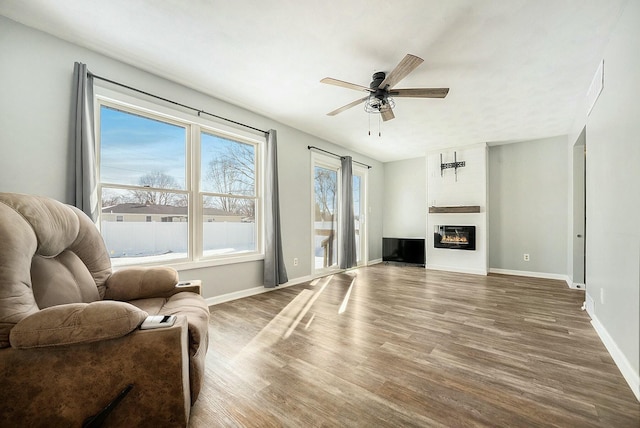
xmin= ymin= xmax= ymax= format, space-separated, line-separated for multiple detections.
xmin=101 ymin=203 xmax=249 ymax=223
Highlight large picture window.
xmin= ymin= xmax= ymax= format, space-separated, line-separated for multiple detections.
xmin=97 ymin=94 xmax=262 ymax=267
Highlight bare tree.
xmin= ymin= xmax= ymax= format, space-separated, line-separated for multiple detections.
xmin=205 ymin=142 xmax=255 ymax=218
xmin=314 ymin=167 xmax=336 ymax=221
xmin=130 ymin=171 xmax=186 ymax=206
xmin=101 ymin=189 xmax=126 ymax=208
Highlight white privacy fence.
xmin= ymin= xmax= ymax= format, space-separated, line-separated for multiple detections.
xmin=102 ymin=221 xmax=358 ymax=264
xmin=101 ymin=222 xmax=255 ymax=258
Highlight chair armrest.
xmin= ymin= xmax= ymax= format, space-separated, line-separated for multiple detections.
xmin=105 ymin=266 xmax=179 ymax=301
xmin=173 ymin=280 xmax=202 ymax=296
xmin=9 ymin=301 xmax=147 ymax=349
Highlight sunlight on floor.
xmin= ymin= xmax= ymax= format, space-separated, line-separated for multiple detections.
xmin=338 ymin=277 xmax=356 ymax=314
xmin=234 ymin=275 xmax=335 ymax=360
xmin=283 ymin=275 xmax=333 ymax=338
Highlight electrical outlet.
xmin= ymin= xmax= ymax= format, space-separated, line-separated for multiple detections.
xmin=293 ymin=258 xmax=299 ymax=266
xmin=523 ymin=253 xmax=530 ymax=262
xmin=600 ymin=288 xmax=604 ymax=305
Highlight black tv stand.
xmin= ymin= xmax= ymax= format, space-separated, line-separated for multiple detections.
xmin=382 ymin=237 xmax=426 ymax=267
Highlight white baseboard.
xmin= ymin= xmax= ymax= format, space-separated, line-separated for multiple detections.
xmin=489 ymin=268 xmax=571 ymax=286
xmin=585 ymin=293 xmax=595 ymax=316
xmin=427 ymin=264 xmax=487 ymax=276
xmin=205 ymin=260 xmax=386 ymax=306
xmin=205 ymin=274 xmax=314 ymax=306
xmin=590 ymin=312 xmax=640 ymax=402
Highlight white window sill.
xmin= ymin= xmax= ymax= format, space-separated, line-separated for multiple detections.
xmin=111 ymin=252 xmax=265 ymax=272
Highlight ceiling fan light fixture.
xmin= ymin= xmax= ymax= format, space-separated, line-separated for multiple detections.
xmin=364 ymin=95 xmax=395 ymax=113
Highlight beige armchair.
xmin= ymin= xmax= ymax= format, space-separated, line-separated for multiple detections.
xmin=0 ymin=193 xmax=210 ymax=427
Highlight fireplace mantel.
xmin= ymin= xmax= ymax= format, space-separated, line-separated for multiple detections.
xmin=429 ymin=206 xmax=481 ymax=214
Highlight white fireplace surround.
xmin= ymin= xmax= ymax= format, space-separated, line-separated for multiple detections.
xmin=426 ymin=143 xmax=488 ymax=275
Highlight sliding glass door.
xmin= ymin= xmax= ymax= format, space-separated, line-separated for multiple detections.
xmin=313 ymin=158 xmax=339 ymax=272
xmin=312 ymin=154 xmax=368 ymax=274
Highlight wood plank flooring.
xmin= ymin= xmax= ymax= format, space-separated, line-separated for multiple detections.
xmin=189 ymin=264 xmax=640 ymax=427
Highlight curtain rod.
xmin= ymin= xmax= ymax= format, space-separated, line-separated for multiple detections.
xmin=307 ymin=146 xmax=372 ymax=169
xmin=88 ymin=72 xmax=268 ymax=135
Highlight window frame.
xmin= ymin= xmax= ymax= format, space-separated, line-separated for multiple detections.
xmin=95 ymin=86 xmax=265 ymax=269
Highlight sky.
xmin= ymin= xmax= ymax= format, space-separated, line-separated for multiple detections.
xmin=100 ymin=105 xmax=186 ymax=188
xmin=100 ymin=105 xmax=250 ymax=192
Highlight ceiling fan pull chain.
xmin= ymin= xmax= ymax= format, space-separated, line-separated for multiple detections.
xmin=379 ymin=115 xmax=382 ymax=137
xmin=368 ymin=112 xmax=371 ymax=136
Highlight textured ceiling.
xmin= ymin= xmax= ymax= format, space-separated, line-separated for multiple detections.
xmin=0 ymin=0 xmax=626 ymax=162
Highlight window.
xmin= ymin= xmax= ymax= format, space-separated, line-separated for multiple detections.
xmin=97 ymin=92 xmax=263 ymax=267
xmin=200 ymin=132 xmax=257 ymax=257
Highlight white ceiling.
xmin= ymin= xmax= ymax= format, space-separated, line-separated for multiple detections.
xmin=0 ymin=0 xmax=626 ymax=162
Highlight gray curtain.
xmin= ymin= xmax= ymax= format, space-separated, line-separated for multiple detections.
xmin=339 ymin=156 xmax=357 ymax=269
xmin=71 ymin=62 xmax=99 ymax=222
xmin=264 ymin=130 xmax=288 ymax=287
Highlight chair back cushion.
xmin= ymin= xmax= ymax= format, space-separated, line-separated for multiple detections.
xmin=0 ymin=193 xmax=112 ymax=348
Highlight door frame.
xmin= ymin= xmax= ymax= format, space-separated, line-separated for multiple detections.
xmin=352 ymin=164 xmax=369 ymax=267
xmin=572 ymin=127 xmax=586 ymax=289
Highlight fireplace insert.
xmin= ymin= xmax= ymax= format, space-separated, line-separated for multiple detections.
xmin=434 ymin=225 xmax=476 ymax=250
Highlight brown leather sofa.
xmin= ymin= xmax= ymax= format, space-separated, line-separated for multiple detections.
xmin=0 ymin=193 xmax=210 ymax=427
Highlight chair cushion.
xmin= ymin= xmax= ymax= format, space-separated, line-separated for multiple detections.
xmin=0 ymin=193 xmax=112 ymax=348
xmin=9 ymin=301 xmax=147 ymax=349
xmin=31 ymin=252 xmax=101 ymax=308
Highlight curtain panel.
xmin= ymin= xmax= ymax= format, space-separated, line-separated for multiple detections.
xmin=264 ymin=130 xmax=288 ymax=287
xmin=71 ymin=62 xmax=99 ymax=222
xmin=339 ymin=156 xmax=357 ymax=269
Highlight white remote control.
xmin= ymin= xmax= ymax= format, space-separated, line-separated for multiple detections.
xmin=140 ymin=315 xmax=176 ymax=330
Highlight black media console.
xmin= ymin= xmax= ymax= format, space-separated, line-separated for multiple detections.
xmin=382 ymin=237 xmax=426 ymax=267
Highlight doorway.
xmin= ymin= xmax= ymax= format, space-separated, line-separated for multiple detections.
xmin=572 ymin=127 xmax=586 ymax=288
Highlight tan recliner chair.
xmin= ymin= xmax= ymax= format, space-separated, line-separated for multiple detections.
xmin=0 ymin=193 xmax=210 ymax=427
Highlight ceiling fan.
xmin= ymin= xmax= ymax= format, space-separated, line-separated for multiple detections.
xmin=320 ymin=54 xmax=449 ymax=121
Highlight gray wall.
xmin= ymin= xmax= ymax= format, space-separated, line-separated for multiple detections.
xmin=488 ymin=136 xmax=568 ymax=274
xmin=382 ymin=157 xmax=426 ymax=239
xmin=583 ymin=0 xmax=640 ymax=386
xmin=0 ymin=16 xmax=384 ymax=299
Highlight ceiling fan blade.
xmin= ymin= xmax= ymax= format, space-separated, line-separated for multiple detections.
xmin=327 ymin=96 xmax=369 ymax=116
xmin=320 ymin=77 xmax=371 ymax=92
xmin=389 ymin=88 xmax=449 ymax=98
xmin=378 ymin=54 xmax=424 ymax=90
xmin=380 ymin=108 xmax=395 ymax=122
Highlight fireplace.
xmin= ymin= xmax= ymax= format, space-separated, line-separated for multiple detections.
xmin=434 ymin=225 xmax=476 ymax=250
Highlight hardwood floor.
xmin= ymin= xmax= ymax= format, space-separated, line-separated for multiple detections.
xmin=189 ymin=264 xmax=640 ymax=427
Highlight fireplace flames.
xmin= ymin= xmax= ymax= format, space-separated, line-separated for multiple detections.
xmin=441 ymin=234 xmax=468 ymax=244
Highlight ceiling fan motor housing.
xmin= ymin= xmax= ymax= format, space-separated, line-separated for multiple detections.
xmin=370 ymin=72 xmax=388 ymax=108
xmin=370 ymin=71 xmax=386 ymax=89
